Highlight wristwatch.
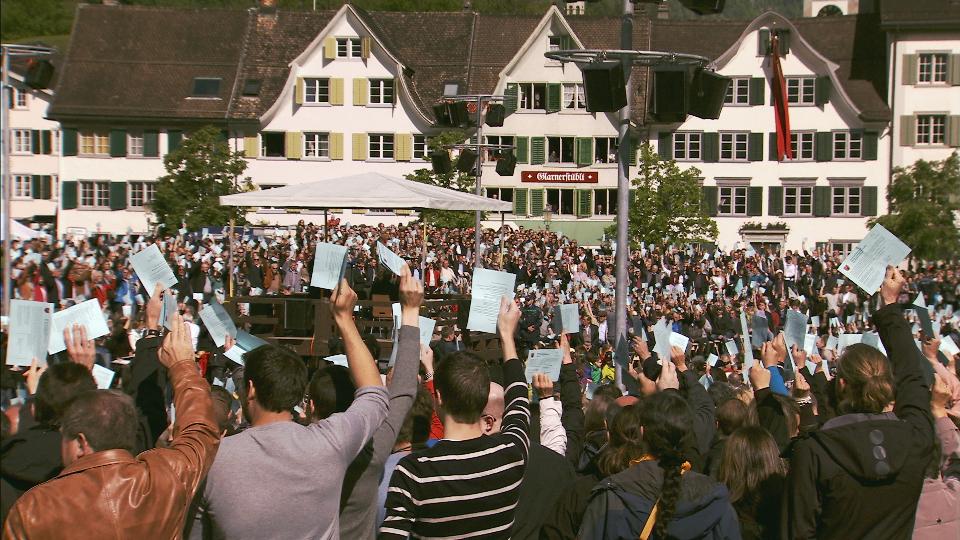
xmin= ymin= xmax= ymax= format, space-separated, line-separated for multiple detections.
xmin=144 ymin=328 xmax=163 ymax=339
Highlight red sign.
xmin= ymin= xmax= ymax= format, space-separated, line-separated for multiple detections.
xmin=520 ymin=171 xmax=599 ymax=184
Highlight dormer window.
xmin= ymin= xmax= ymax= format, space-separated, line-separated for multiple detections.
xmin=192 ymin=78 xmax=222 ymax=97
xmin=443 ymin=82 xmax=460 ymax=98
xmin=337 ymin=38 xmax=362 ymax=58
xmin=242 ymin=79 xmax=262 ymax=96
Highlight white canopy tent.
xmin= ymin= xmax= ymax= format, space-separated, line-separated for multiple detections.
xmin=0 ymin=219 xmax=50 ymax=241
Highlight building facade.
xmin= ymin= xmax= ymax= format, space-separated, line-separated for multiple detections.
xmin=8 ymin=71 xmax=59 ymax=225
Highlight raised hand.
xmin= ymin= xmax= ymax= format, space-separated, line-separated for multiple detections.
xmin=497 ymin=296 xmax=521 ymax=338
xmin=330 ymin=278 xmax=358 ymax=322
xmin=146 ymin=284 xmax=163 ymax=330
xmin=159 ymin=313 xmax=195 ymax=368
xmin=656 ymin=354 xmax=680 ymax=391
xmin=631 ymin=335 xmax=651 ymax=361
xmin=880 ymin=265 xmax=906 ymax=306
xmin=64 ymin=324 xmax=95 ymax=370
xmin=669 ymin=345 xmax=687 ymax=372
xmin=921 ymin=337 xmax=941 ymax=363
xmin=532 ymin=372 xmax=554 ymax=399
xmin=749 ymin=362 xmax=771 ymax=390
xmin=25 ymin=358 xmax=46 ymax=395
xmin=559 ymin=333 xmax=573 ymax=365
xmin=399 ymin=264 xmax=424 ymax=326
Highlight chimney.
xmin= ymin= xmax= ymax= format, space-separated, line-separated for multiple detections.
xmin=260 ymin=0 xmax=278 ymax=14
xmin=463 ymin=0 xmax=472 ymax=11
xmin=657 ymin=2 xmax=670 ymax=19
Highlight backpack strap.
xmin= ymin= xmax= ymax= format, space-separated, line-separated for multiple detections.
xmin=638 ymin=499 xmax=660 ymax=540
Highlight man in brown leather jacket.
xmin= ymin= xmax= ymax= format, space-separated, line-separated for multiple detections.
xmin=3 ymin=313 xmax=220 ymax=539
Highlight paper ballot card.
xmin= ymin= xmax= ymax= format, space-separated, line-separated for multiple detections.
xmin=940 ymin=336 xmax=960 ymax=358
xmin=376 ymin=242 xmax=407 ymax=276
xmin=310 ymin=242 xmax=349 ymax=290
xmin=559 ymin=303 xmax=580 ymax=334
xmin=525 ymin=348 xmax=563 ymax=383
xmin=92 ymin=364 xmax=116 ymax=390
xmin=784 ymin=310 xmax=808 ymax=352
xmin=130 ymin=244 xmax=178 ymax=296
xmin=6 ymin=300 xmax=53 ymax=367
xmin=839 ymin=224 xmax=910 ymax=293
xmin=325 ymin=354 xmax=349 ymax=368
xmin=467 ymin=269 xmax=516 ymax=333
xmin=419 ymin=317 xmax=437 ymax=347
xmin=48 ymin=300 xmax=110 ymax=355
xmin=707 ymin=354 xmax=720 ymax=367
xmin=804 ymin=334 xmax=817 ymax=356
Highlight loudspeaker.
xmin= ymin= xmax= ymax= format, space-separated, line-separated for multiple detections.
xmin=688 ymin=69 xmax=731 ymax=120
xmin=485 ymin=104 xmax=506 ymax=127
xmin=581 ymin=60 xmax=627 ymax=113
xmin=495 ymin=152 xmax=517 ymax=176
xmin=433 ymin=104 xmax=452 ymax=127
xmin=679 ymin=0 xmax=725 ymax=15
xmin=431 ymin=150 xmax=452 ymax=174
xmin=448 ymin=101 xmax=471 ymax=127
xmin=652 ymin=66 xmax=688 ymax=122
xmin=25 ymin=60 xmax=54 ymax=89
xmin=456 ymin=148 xmax=478 ymax=173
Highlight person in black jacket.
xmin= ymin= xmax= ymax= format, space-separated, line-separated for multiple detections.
xmin=783 ymin=266 xmax=935 ymax=540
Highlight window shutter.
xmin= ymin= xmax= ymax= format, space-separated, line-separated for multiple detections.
xmin=109 ymin=182 xmax=127 ymax=210
xmin=31 ymin=175 xmax=42 ymax=198
xmin=31 ymin=130 xmax=41 ymax=155
xmin=758 ymin=29 xmax=771 ymax=56
xmin=702 ymin=133 xmax=719 ymax=162
xmin=285 ymin=132 xmax=302 ymax=159
xmin=531 ymin=136 xmax=546 ymax=165
xmin=40 ymin=176 xmax=52 ymax=200
xmin=815 ymin=131 xmax=833 ymax=161
xmin=109 ymin=129 xmax=127 ymax=157
xmin=512 ymin=136 xmax=529 ymax=163
xmin=352 ymin=133 xmax=367 ymax=160
xmin=513 ymin=188 xmax=528 ymax=215
xmin=863 ymin=131 xmax=879 ymax=160
xmin=61 ymin=181 xmax=78 ymax=210
xmin=768 ymin=186 xmax=783 ymax=216
xmin=62 ymin=128 xmax=77 ymax=156
xmin=41 ymin=130 xmax=52 ymax=154
xmin=768 ymin=132 xmax=779 ymax=161
xmin=747 ymin=186 xmax=763 ymax=216
xmin=330 ymin=133 xmax=344 ymax=160
xmin=902 ymin=54 xmax=918 ymax=85
xmin=899 ymin=116 xmax=915 ymax=146
xmin=546 ymin=83 xmax=561 ymax=113
xmin=628 ymin=138 xmax=638 ymax=165
xmin=577 ymin=189 xmax=593 ymax=217
xmin=504 ymin=83 xmax=519 ymax=115
xmin=748 ymin=132 xmax=764 ymax=161
xmin=813 ymin=186 xmax=831 ymax=217
xmin=530 ymin=188 xmax=545 ymax=216
xmin=749 ymin=78 xmax=765 ymax=106
xmin=295 ymin=77 xmax=304 ymax=105
xmin=168 ymin=130 xmax=182 ymax=154
xmin=950 ymin=55 xmax=960 ymax=86
xmin=576 ymin=137 xmax=593 ymax=166
xmin=774 ymin=29 xmax=790 ymax=55
xmin=861 ymin=186 xmax=878 ymax=216
xmin=243 ymin=134 xmax=259 ymax=158
xmin=658 ymin=132 xmax=673 ymax=160
xmin=323 ymin=37 xmax=336 ymax=60
xmin=396 ymin=133 xmax=413 ymax=161
xmin=330 ymin=78 xmax=344 ymax=105
xmin=815 ymin=76 xmax=831 ymax=106
xmin=353 ymin=78 xmax=368 ymax=106
xmin=702 ymin=186 xmax=718 ymax=217
xmin=948 ymin=116 xmax=960 ymax=147
xmin=143 ymin=130 xmax=159 ymax=157
xmin=361 ymin=36 xmax=372 ymax=59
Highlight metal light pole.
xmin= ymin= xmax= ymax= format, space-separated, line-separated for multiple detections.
xmin=613 ymin=0 xmax=634 ymax=388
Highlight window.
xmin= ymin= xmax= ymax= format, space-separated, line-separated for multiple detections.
xmin=519 ymin=83 xmax=547 ymax=111
xmin=547 ymin=136 xmax=575 ymax=164
xmin=724 ymin=78 xmax=750 ymax=105
xmin=13 ymin=175 xmax=32 ymax=199
xmin=562 ymin=83 xmax=585 ymax=110
xmin=786 ymin=77 xmax=815 ymax=105
xmin=783 ymin=185 xmax=813 ymax=216
xmin=260 ymin=132 xmax=285 ymax=157
xmin=336 ymin=37 xmax=362 ymax=58
xmin=484 ymin=135 xmax=514 ymax=161
xmin=720 ymin=132 xmax=748 ymax=161
xmin=548 ymin=36 xmax=562 ymax=52
xmin=718 ymin=186 xmax=748 ymax=216
xmin=442 ymin=82 xmax=460 ymax=97
xmin=594 ymin=189 xmax=618 ymax=215
xmin=369 ymin=79 xmax=394 ymax=104
xmin=368 ymin=134 xmax=394 ymax=160
xmin=413 ymin=135 xmax=429 ymax=160
xmin=52 ymin=130 xmax=60 ymax=155
xmin=304 ymin=78 xmax=329 ymax=103
xmin=832 ymin=185 xmax=861 ymax=215
xmin=79 ymin=131 xmax=109 ymax=156
xmin=242 ymin=79 xmax=262 ymax=96
xmin=674 ymin=132 xmax=702 ymax=160
xmin=594 ymin=137 xmax=619 ymax=164
xmin=789 ymin=131 xmax=815 ymax=160
xmin=13 ymin=88 xmax=27 ymax=109
xmin=191 ymin=78 xmax=221 ymax=97
xmin=546 ymin=188 xmax=575 ymax=215
xmin=129 ymin=182 xmax=157 ymax=209
xmin=304 ymin=132 xmax=330 ymax=158
xmin=12 ymin=129 xmax=32 ymax=153
xmin=832 ymin=131 xmax=862 ymax=159
xmin=80 ymin=181 xmax=110 ymax=209
xmin=916 ymin=115 xmax=946 ymax=145
xmin=918 ymin=53 xmax=948 ymax=84
xmin=128 ymin=132 xmax=144 ymax=157
xmin=486 ymin=187 xmax=514 ymax=202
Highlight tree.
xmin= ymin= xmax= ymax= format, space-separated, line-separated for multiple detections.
xmin=607 ymin=143 xmax=718 ymax=247
xmin=151 ymin=125 xmax=251 ymax=232
xmin=869 ymin=152 xmax=960 ymax=261
xmin=406 ymin=130 xmax=478 ymax=229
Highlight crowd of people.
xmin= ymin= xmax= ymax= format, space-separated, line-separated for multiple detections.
xmin=1 ymin=221 xmax=959 ymax=539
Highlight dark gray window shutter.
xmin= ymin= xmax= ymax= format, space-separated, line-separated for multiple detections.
xmin=758 ymin=29 xmax=770 ymax=56
xmin=862 ymin=186 xmax=878 ymax=216
xmin=774 ymin=29 xmax=790 ymax=55
xmin=768 ymin=186 xmax=783 ymax=216
xmin=109 ymin=129 xmax=127 ymax=157
xmin=31 ymin=175 xmax=42 ymax=198
xmin=168 ymin=130 xmax=183 ymax=154
xmin=513 ymin=188 xmax=528 ymax=215
xmin=769 ymin=132 xmax=778 ymax=161
xmin=813 ymin=186 xmax=831 ymax=217
xmin=42 ymin=176 xmax=52 ymax=199
xmin=31 ymin=130 xmax=41 ymax=155
xmin=515 ymin=136 xmax=529 ymax=163
xmin=658 ymin=132 xmax=673 ymax=160
xmin=702 ymin=186 xmax=719 ymax=217
xmin=815 ymin=76 xmax=831 ymax=106
xmin=546 ymin=83 xmax=561 ymax=113
xmin=504 ymin=83 xmax=519 ymax=115
xmin=531 ymin=137 xmax=546 ymax=165
xmin=747 ymin=186 xmax=763 ymax=216
xmin=863 ymin=132 xmax=878 ymax=160
xmin=110 ymin=182 xmax=128 ymax=210
xmin=702 ymin=133 xmax=719 ymax=163
xmin=815 ymin=132 xmax=833 ymax=162
xmin=143 ymin=130 xmax=159 ymax=157
xmin=62 ymin=128 xmax=78 ymax=156
xmin=61 ymin=181 xmax=78 ymax=209
xmin=41 ymin=130 xmax=52 ymax=154
xmin=748 ymin=132 xmax=764 ymax=161
xmin=749 ymin=77 xmax=765 ymax=106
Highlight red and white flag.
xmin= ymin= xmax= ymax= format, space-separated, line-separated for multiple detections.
xmin=770 ymin=34 xmax=792 ymax=161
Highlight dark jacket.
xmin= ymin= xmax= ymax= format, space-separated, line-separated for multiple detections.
xmin=513 ymin=442 xmax=575 ymax=540
xmin=0 ymin=407 xmax=61 ymax=524
xmin=782 ymin=302 xmax=935 ymax=540
xmin=540 ymin=472 xmax=601 ymax=539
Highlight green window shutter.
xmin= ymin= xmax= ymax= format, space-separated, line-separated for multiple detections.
xmin=531 ymin=136 xmax=546 ymax=165
xmin=702 ymin=186 xmax=718 ymax=217
xmin=768 ymin=186 xmax=784 ymax=216
xmin=513 ymin=188 xmax=528 ymax=215
xmin=61 ymin=181 xmax=78 ymax=210
xmin=546 ymin=83 xmax=561 ymax=113
xmin=862 ymin=186 xmax=878 ymax=216
xmin=62 ymin=128 xmax=77 ymax=156
xmin=658 ymin=132 xmax=673 ymax=160
xmin=530 ymin=188 xmax=545 ymax=217
xmin=749 ymin=77 xmax=766 ymax=106
xmin=628 ymin=138 xmax=637 ymax=165
xmin=768 ymin=132 xmax=778 ymax=161
xmin=815 ymin=76 xmax=831 ymax=106
xmin=41 ymin=130 xmax=52 ymax=154
xmin=143 ymin=130 xmax=159 ymax=157
xmin=747 ymin=186 xmax=763 ymax=216
xmin=577 ymin=189 xmax=593 ymax=217
xmin=950 ymin=55 xmax=960 ymax=86
xmin=504 ymin=83 xmax=519 ymax=115
xmin=948 ymin=116 xmax=960 ymax=147
xmin=758 ymin=28 xmax=771 ymax=56
xmin=109 ymin=129 xmax=127 ymax=157
xmin=815 ymin=131 xmax=833 ymax=162
xmin=515 ymin=136 xmax=529 ymax=163
xmin=167 ymin=130 xmax=182 ymax=154
xmin=560 ymin=35 xmax=574 ymax=50
xmin=31 ymin=175 xmax=41 ymax=198
xmin=702 ymin=133 xmax=719 ymax=162
xmin=863 ymin=131 xmax=879 ymax=160
xmin=109 ymin=182 xmax=127 ymax=210
xmin=748 ymin=132 xmax=764 ymax=161
xmin=774 ymin=29 xmax=790 ymax=55
xmin=42 ymin=176 xmax=52 ymax=199
xmin=576 ymin=137 xmax=593 ymax=166
xmin=813 ymin=186 xmax=831 ymax=217
xmin=902 ymin=54 xmax=918 ymax=85
xmin=31 ymin=130 xmax=41 ymax=155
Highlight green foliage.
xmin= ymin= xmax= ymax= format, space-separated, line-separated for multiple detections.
xmin=869 ymin=153 xmax=960 ymax=261
xmin=406 ymin=130 xmax=478 ymax=228
xmin=0 ymin=0 xmax=72 ymax=41
xmin=606 ymin=143 xmax=718 ymax=247
xmin=151 ymin=125 xmax=251 ymax=233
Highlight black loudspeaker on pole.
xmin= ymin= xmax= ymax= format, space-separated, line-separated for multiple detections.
xmin=581 ymin=61 xmax=627 ymax=113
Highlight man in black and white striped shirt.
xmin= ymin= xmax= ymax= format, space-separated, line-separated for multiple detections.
xmin=380 ymin=297 xmax=530 ymax=539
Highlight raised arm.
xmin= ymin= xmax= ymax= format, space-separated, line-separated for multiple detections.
xmin=533 ymin=372 xmax=566 ymax=456
xmin=673 ymin=345 xmax=715 ymax=462
xmin=558 ymin=334 xmax=585 ymax=466
xmin=498 ymin=297 xmax=531 ymax=459
xmin=334 ymin=279 xmax=384 ymax=390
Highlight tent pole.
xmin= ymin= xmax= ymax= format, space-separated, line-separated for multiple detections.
xmin=499 ymin=213 xmax=505 ymax=269
xmin=421 ymin=220 xmax=427 ymax=277
xmin=228 ymin=218 xmax=235 ymax=299
xmin=323 ymin=210 xmax=328 ymax=241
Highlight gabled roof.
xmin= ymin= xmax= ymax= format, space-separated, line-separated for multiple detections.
xmin=880 ymin=0 xmax=960 ymax=30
